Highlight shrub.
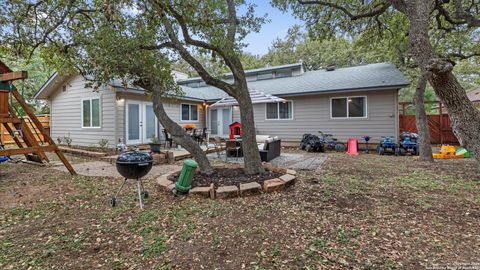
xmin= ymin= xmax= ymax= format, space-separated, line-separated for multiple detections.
xmin=98 ymin=139 xmax=109 ymax=150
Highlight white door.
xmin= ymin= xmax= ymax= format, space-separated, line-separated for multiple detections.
xmin=126 ymin=101 xmax=158 ymax=145
xmin=210 ymin=107 xmax=231 ymax=137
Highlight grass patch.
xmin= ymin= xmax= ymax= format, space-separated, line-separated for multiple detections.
xmin=143 ymin=235 xmax=168 ymax=258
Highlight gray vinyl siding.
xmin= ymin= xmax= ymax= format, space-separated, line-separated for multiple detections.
xmin=227 ymin=89 xmax=398 ymax=143
xmin=49 ymin=75 xmax=117 ymax=147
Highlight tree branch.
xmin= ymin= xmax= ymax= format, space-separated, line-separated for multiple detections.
xmin=297 ymin=0 xmax=391 ymax=20
xmin=155 ymin=10 xmax=236 ymax=96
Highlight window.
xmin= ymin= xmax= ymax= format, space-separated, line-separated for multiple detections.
xmin=275 ymin=70 xmax=292 ymax=78
xmin=266 ymin=101 xmax=293 ymax=120
xmin=257 ymin=72 xmax=273 ymax=80
xmin=331 ymin=96 xmax=367 ymax=118
xmin=82 ymin=98 xmax=101 ymax=127
xmin=181 ymin=104 xmax=199 ymax=121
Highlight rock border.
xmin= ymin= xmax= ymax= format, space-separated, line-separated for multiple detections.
xmin=155 ymin=164 xmax=296 ymax=199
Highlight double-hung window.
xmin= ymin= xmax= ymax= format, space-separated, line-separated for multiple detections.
xmin=266 ymin=101 xmax=293 ymax=120
xmin=82 ymin=98 xmax=101 ymax=128
xmin=181 ymin=104 xmax=199 ymax=121
xmin=331 ymin=96 xmax=367 ymax=118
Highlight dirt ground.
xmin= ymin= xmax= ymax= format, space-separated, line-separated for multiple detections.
xmin=1 ymin=151 xmax=479 ymax=269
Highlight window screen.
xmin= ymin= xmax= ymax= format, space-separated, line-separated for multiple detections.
xmin=190 ymin=105 xmax=198 ymax=121
xmin=266 ymin=103 xmax=278 ymax=119
xmin=82 ymin=100 xmax=91 ymax=127
xmin=181 ymin=104 xmax=190 ymax=121
xmin=331 ymin=98 xmax=347 ymax=118
xmin=348 ymin=97 xmax=365 ymax=117
xmin=279 ymin=102 xmax=292 ymax=119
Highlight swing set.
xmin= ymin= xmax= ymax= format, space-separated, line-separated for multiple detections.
xmin=0 ymin=60 xmax=75 ymax=174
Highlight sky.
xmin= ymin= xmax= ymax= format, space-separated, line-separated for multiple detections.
xmin=242 ymin=1 xmax=303 ymax=56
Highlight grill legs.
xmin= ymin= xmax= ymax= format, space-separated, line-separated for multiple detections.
xmin=111 ymin=177 xmax=147 ymax=209
xmin=137 ymin=178 xmax=143 ymax=209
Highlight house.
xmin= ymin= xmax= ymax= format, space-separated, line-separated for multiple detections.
xmin=467 ymin=87 xmax=480 ymax=107
xmin=34 ymin=62 xmax=409 ymax=147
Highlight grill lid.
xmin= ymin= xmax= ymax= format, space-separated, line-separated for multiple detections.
xmin=116 ymin=151 xmax=153 ymax=164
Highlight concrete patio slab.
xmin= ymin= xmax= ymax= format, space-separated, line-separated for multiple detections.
xmin=53 ymin=161 xmax=181 ymax=178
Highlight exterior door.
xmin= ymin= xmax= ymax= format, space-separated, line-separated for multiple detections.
xmin=210 ymin=107 xmax=231 ymax=137
xmin=126 ymin=101 xmax=158 ymax=145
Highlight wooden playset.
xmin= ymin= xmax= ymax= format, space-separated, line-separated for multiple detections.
xmin=0 ymin=60 xmax=75 ymax=174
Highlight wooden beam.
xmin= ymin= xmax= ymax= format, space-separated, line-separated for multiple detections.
xmin=0 ymin=71 xmax=28 ymax=82
xmin=0 ymin=117 xmax=22 ymax=124
xmin=0 ymin=145 xmax=56 ymax=156
xmin=11 ymin=89 xmax=76 ymax=175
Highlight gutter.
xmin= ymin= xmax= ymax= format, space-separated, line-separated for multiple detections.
xmin=33 ymin=72 xmax=58 ymax=100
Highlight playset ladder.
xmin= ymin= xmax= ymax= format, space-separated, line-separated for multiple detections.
xmin=0 ymin=62 xmax=76 ymax=174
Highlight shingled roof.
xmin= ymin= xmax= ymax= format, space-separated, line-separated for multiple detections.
xmin=36 ymin=62 xmax=409 ymax=101
xmin=467 ymin=87 xmax=480 ymax=103
xmin=171 ymin=62 xmax=409 ymax=101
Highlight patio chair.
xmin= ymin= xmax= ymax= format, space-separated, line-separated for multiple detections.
xmin=190 ymin=128 xmax=197 ymax=140
xmin=163 ymin=129 xmax=173 ymax=148
xmin=195 ymin=127 xmax=208 ymax=146
xmin=212 ymin=136 xmax=224 ymax=158
xmin=225 ymin=140 xmax=241 ymax=161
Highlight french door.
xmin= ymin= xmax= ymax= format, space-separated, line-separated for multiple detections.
xmin=210 ymin=107 xmax=231 ymax=137
xmin=126 ymin=101 xmax=158 ymax=145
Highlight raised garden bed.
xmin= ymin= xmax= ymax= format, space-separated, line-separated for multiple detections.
xmin=157 ymin=164 xmax=296 ymax=199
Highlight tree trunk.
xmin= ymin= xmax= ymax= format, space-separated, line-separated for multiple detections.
xmin=413 ymin=73 xmax=434 ymax=162
xmin=235 ymin=89 xmax=265 ymax=175
xmin=151 ymin=91 xmax=214 ymax=175
xmin=404 ymin=0 xmax=480 ymax=164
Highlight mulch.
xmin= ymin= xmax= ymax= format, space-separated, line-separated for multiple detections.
xmin=191 ymin=168 xmax=282 ymax=188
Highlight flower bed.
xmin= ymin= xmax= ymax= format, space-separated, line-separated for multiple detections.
xmin=156 ymin=164 xmax=296 ymax=199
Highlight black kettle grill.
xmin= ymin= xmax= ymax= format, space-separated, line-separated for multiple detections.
xmin=112 ymin=151 xmax=153 ymax=209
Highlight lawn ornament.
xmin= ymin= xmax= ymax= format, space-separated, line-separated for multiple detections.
xmin=363 ymin=136 xmax=371 ymax=154
xmin=346 ymin=138 xmax=359 ymax=155
xmin=318 ymin=131 xmax=345 ymax=152
xmin=433 ymin=145 xmax=467 ymax=159
xmin=300 ymin=133 xmax=325 ymax=152
xmin=396 ymin=132 xmax=419 ymax=156
xmin=376 ymin=136 xmax=397 ymax=155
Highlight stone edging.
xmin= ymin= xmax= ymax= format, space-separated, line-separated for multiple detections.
xmin=156 ymin=164 xmax=296 ymax=199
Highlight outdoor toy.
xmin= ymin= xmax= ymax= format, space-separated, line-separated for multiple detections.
xmin=347 ymin=138 xmax=359 ymax=155
xmin=433 ymin=145 xmax=468 ymax=159
xmin=300 ymin=133 xmax=325 ymax=152
xmin=376 ymin=136 xmax=397 ymax=155
xmin=455 ymin=147 xmax=471 ymax=158
xmin=363 ymin=136 xmax=371 ymax=154
xmin=396 ymin=132 xmax=419 ymax=156
xmin=318 ymin=131 xmax=345 ymax=152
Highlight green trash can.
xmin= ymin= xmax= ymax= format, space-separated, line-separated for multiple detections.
xmin=175 ymin=159 xmax=198 ymax=193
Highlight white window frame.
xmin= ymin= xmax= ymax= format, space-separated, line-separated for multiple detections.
xmin=330 ymin=96 xmax=368 ymax=119
xmin=180 ymin=103 xmax=200 ymax=122
xmin=81 ymin=97 xmax=102 ymax=128
xmin=265 ymin=101 xmax=294 ymax=120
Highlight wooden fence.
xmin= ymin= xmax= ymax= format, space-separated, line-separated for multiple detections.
xmin=0 ymin=115 xmax=50 ymax=145
xmin=399 ymin=114 xmax=458 ymax=144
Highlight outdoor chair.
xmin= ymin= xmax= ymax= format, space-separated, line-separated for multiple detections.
xmin=190 ymin=128 xmax=197 ymax=139
xmin=259 ymin=137 xmax=281 ymax=162
xmin=163 ymin=129 xmax=174 ymax=148
xmin=226 ymin=140 xmax=241 ymax=161
xmin=195 ymin=127 xmax=208 ymax=146
xmin=212 ymin=136 xmax=224 ymax=158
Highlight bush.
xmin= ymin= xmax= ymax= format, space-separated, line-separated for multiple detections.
xmin=98 ymin=139 xmax=109 ymax=150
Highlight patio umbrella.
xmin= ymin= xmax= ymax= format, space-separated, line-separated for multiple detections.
xmin=209 ymin=89 xmax=285 ymax=108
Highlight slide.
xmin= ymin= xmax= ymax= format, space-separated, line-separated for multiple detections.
xmin=347 ymin=138 xmax=359 ymax=156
